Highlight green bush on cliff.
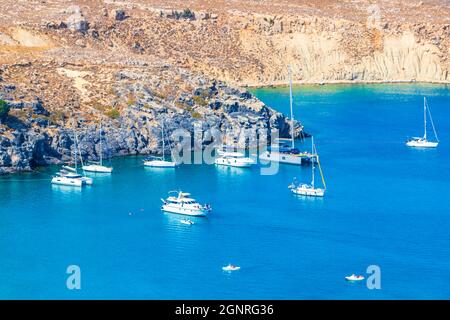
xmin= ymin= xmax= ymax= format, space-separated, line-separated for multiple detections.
xmin=191 ymin=111 xmax=202 ymax=119
xmin=106 ymin=108 xmax=120 ymax=119
xmin=193 ymin=95 xmax=208 ymax=107
xmin=0 ymin=100 xmax=10 ymax=119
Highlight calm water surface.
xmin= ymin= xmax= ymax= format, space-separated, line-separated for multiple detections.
xmin=0 ymin=84 xmax=449 ymax=299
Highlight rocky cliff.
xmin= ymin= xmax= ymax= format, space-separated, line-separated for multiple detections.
xmin=0 ymin=0 xmax=449 ymax=172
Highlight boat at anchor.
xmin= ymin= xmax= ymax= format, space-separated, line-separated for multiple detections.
xmin=406 ymin=97 xmax=439 ymax=148
xmin=145 ymin=120 xmax=179 ymax=168
xmin=52 ymin=118 xmax=93 ymax=187
xmin=215 ymin=150 xmax=255 ymax=168
xmin=161 ymin=191 xmax=211 ymax=217
xmin=82 ymin=120 xmax=113 ymax=173
xmin=289 ymin=137 xmax=326 ymax=197
xmin=259 ymin=65 xmax=303 ymax=166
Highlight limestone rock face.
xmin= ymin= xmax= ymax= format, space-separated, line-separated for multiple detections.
xmin=65 ymin=6 xmax=89 ymax=32
xmin=230 ymin=15 xmax=450 ymax=85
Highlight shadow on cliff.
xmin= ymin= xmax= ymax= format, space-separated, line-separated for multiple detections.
xmin=2 ymin=115 xmax=29 ymax=130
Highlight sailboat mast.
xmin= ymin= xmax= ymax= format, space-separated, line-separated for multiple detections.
xmin=311 ymin=136 xmax=315 ymax=188
xmin=288 ymin=65 xmax=295 ymax=149
xmin=73 ymin=118 xmax=77 ymax=171
xmin=424 ymin=97 xmax=427 ymax=140
xmin=162 ymin=120 xmax=165 ymax=158
xmin=99 ymin=119 xmax=103 ymax=165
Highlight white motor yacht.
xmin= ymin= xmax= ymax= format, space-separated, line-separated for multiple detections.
xmin=161 ymin=191 xmax=211 ymax=217
xmin=215 ymin=151 xmax=254 ymax=168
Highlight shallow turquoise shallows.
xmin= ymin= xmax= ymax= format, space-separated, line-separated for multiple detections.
xmin=1 ymin=84 xmax=450 ymax=299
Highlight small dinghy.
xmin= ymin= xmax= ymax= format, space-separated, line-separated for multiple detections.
xmin=180 ymin=219 xmax=194 ymax=225
xmin=345 ymin=274 xmax=364 ymax=281
xmin=222 ymin=264 xmax=240 ymax=272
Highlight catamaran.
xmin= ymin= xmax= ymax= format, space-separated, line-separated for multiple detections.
xmin=289 ymin=137 xmax=326 ymax=197
xmin=259 ymin=65 xmax=303 ymax=165
xmin=161 ymin=191 xmax=211 ymax=216
xmin=144 ymin=121 xmax=179 ymax=168
xmin=406 ymin=97 xmax=439 ymax=148
xmin=82 ymin=120 xmax=113 ymax=173
xmin=51 ymin=168 xmax=84 ymax=187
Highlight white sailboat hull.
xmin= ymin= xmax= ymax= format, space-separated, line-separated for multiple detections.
xmin=406 ymin=139 xmax=438 ymax=148
xmin=291 ymin=185 xmax=325 ymax=197
xmin=161 ymin=204 xmax=209 ymax=217
xmin=214 ymin=157 xmax=254 ymax=168
xmin=259 ymin=151 xmax=302 ymax=165
xmin=51 ymin=176 xmax=83 ymax=187
xmin=82 ymin=164 xmax=113 ymax=173
xmin=144 ymin=160 xmax=178 ymax=168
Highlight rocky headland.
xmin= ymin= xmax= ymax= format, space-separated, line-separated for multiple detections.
xmin=0 ymin=0 xmax=449 ymax=173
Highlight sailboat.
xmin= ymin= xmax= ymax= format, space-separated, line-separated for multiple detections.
xmin=144 ymin=120 xmax=179 ymax=168
xmin=52 ymin=119 xmax=93 ymax=186
xmin=82 ymin=120 xmax=113 ymax=173
xmin=406 ymin=97 xmax=439 ymax=148
xmin=289 ymin=137 xmax=326 ymax=197
xmin=259 ymin=65 xmax=303 ymax=165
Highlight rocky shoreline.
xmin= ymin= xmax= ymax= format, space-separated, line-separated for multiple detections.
xmin=246 ymin=79 xmax=450 ymax=88
xmin=2 ymin=0 xmax=449 ymax=174
xmin=0 ymin=79 xmax=302 ymax=174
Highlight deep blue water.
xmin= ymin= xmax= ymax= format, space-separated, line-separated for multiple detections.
xmin=1 ymin=84 xmax=450 ymax=299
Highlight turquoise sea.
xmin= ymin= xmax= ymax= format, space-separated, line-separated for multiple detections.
xmin=0 ymin=84 xmax=449 ymax=299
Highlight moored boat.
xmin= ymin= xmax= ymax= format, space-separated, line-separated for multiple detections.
xmin=289 ymin=137 xmax=326 ymax=197
xmin=406 ymin=97 xmax=439 ymax=148
xmin=82 ymin=119 xmax=113 ymax=173
xmin=161 ymin=191 xmax=211 ymax=217
xmin=215 ymin=151 xmax=254 ymax=168
xmin=259 ymin=66 xmax=303 ymax=166
xmin=51 ymin=118 xmax=94 ymax=187
xmin=144 ymin=120 xmax=179 ymax=168
xmin=345 ymin=274 xmax=365 ymax=281
xmin=51 ymin=170 xmax=83 ymax=187
xmin=222 ymin=264 xmax=240 ymax=271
